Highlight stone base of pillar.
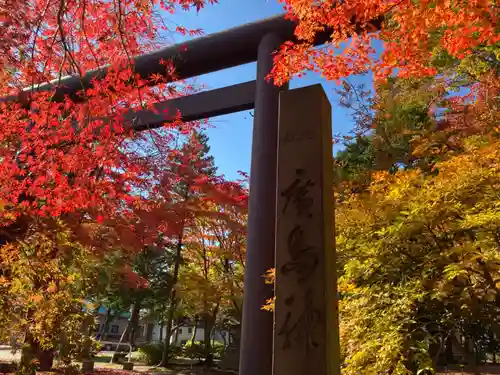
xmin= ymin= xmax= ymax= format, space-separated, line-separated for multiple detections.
xmin=122 ymin=362 xmax=134 ymax=371
xmin=81 ymin=359 xmax=94 ymax=372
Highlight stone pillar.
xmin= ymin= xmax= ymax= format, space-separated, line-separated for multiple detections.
xmin=219 ymin=324 xmax=241 ymax=371
xmin=239 ymin=33 xmax=288 ymax=375
xmin=273 ymin=85 xmax=340 ymax=375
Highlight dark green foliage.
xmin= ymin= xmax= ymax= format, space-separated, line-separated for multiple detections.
xmin=137 ymin=342 xmax=182 ymax=365
xmin=335 ymin=135 xmax=376 ymax=187
xmin=183 ymin=340 xmax=225 ymax=361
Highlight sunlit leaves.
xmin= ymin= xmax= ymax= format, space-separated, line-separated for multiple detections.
xmin=336 ymin=136 xmax=500 ymax=374
xmin=0 ymin=0 xmax=217 ymax=226
xmin=273 ymin=0 xmax=499 ymax=84
xmin=0 ymin=221 xmax=100 ymax=359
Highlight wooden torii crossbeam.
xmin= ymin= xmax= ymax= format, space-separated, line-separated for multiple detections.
xmin=1 ymin=13 xmax=382 ymax=375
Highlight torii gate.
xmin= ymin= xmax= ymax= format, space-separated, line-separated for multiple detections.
xmin=2 ymin=14 xmax=381 ymax=375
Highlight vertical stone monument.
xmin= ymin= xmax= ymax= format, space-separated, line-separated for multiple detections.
xmin=219 ymin=324 xmax=241 ymax=371
xmin=273 ymin=84 xmax=340 ymax=375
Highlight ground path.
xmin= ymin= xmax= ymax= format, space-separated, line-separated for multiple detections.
xmin=2 ymin=348 xmax=500 ymax=374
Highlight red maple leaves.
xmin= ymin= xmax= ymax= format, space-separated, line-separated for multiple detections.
xmin=0 ymin=0 xmax=225 ymax=227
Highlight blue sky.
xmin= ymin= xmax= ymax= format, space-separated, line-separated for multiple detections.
xmin=167 ymin=0 xmax=374 ymax=180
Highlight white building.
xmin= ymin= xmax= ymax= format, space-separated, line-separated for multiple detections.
xmin=94 ymin=307 xmax=229 ymax=348
xmin=150 ymin=322 xmax=228 ymax=346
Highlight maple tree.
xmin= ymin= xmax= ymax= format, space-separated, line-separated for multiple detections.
xmin=178 ymin=195 xmax=247 ymax=364
xmin=329 ymin=36 xmax=499 ymax=372
xmin=336 ymin=135 xmax=500 ymax=375
xmin=266 ymin=6 xmax=498 ymax=365
xmin=273 ymin=0 xmax=499 ymax=84
xmin=117 ymin=128 xmax=247 ymax=365
xmin=0 ymin=0 xmax=224 ymax=371
xmin=0 ymin=0 xmax=217 ymax=227
xmin=0 ymin=220 xmax=101 ymax=372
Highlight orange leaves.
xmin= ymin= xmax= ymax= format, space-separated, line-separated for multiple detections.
xmin=46 ymin=281 xmax=57 ymax=293
xmin=261 ymin=297 xmax=275 ymax=312
xmin=30 ymin=294 xmax=44 ymax=303
xmin=264 ymin=268 xmax=275 ymax=285
xmin=273 ymin=0 xmax=499 ymax=84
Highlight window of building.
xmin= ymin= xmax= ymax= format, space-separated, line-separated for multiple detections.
xmin=178 ymin=328 xmax=182 ymax=335
xmin=188 ymin=327 xmax=192 ymax=334
xmin=111 ymin=325 xmax=119 ymax=334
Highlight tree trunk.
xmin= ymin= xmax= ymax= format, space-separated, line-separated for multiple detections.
xmin=432 ymin=333 xmax=450 ymax=369
xmin=20 ymin=306 xmax=55 ymax=374
xmin=128 ymin=300 xmax=142 ymax=348
xmin=81 ymin=315 xmax=94 ymax=361
xmin=203 ymin=304 xmax=219 ymax=367
xmin=146 ymin=323 xmax=154 ymax=343
xmin=191 ymin=316 xmax=199 ymax=343
xmin=445 ymin=334 xmax=455 ymax=364
xmin=221 ymin=328 xmax=227 ymax=348
xmin=98 ymin=308 xmax=112 ymax=341
xmin=204 ymin=315 xmax=212 ymax=363
xmin=20 ymin=334 xmax=36 ymax=375
xmin=161 ymin=233 xmax=183 ymax=367
xmin=174 ymin=317 xmax=181 ymax=345
xmin=20 ymin=333 xmax=54 ymax=374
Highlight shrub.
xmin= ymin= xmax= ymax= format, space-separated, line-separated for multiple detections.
xmin=137 ymin=343 xmax=163 ymax=365
xmin=182 ymin=340 xmax=226 ymax=360
xmin=137 ymin=342 xmax=182 ymax=365
xmin=183 ymin=341 xmax=205 ymax=361
xmin=211 ymin=341 xmax=225 ymax=358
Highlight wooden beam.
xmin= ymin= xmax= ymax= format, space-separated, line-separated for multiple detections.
xmin=1 ymin=14 xmax=382 ymax=104
xmin=124 ymin=81 xmax=256 ymax=131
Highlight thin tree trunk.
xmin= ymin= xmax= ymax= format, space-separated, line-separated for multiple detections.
xmin=161 ymin=233 xmax=183 ymax=367
xmin=203 ymin=304 xmax=219 ymax=367
xmin=21 ymin=332 xmax=54 ymax=373
xmin=159 ymin=322 xmax=164 ymax=342
xmin=173 ymin=317 xmax=181 ymax=345
xmin=20 ymin=300 xmax=54 ymax=373
xmin=37 ymin=347 xmax=55 ymax=372
xmin=98 ymin=308 xmax=112 ymax=341
xmin=128 ymin=300 xmax=142 ymax=348
xmin=81 ymin=315 xmax=94 ymax=361
xmin=221 ymin=327 xmax=227 ymax=348
xmin=191 ymin=316 xmax=199 ymax=343
xmin=432 ymin=332 xmax=451 ymax=370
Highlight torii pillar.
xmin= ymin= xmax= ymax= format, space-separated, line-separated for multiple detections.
xmin=239 ymin=33 xmax=288 ymax=375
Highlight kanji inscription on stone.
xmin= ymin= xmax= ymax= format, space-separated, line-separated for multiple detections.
xmin=274 ymin=84 xmax=340 ymax=375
